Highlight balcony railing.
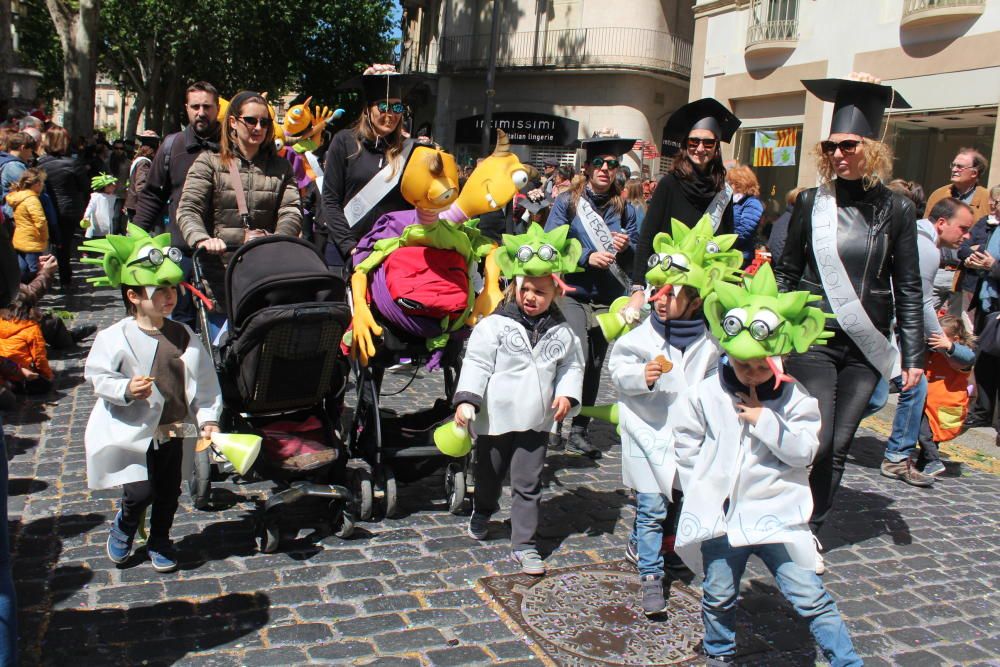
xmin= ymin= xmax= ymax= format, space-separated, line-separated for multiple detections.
xmin=902 ymin=0 xmax=985 ymax=26
xmin=401 ymin=39 xmax=440 ymax=75
xmin=435 ymin=27 xmax=692 ymax=78
xmin=746 ymin=19 xmax=798 ymax=51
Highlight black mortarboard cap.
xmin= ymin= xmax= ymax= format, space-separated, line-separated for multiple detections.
xmin=580 ymin=136 xmax=637 ymax=161
xmin=802 ymin=78 xmax=910 ymax=138
xmin=663 ymin=98 xmax=742 ymax=147
xmin=338 ymin=72 xmax=417 ymax=103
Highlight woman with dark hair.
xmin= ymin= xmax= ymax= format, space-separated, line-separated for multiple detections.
xmin=544 ymin=136 xmax=638 ymax=457
xmin=319 ymin=64 xmax=414 ymax=273
xmin=626 ymin=99 xmax=741 ymax=314
xmin=775 ymin=75 xmax=924 ymax=559
xmin=36 ymin=125 xmax=88 ymax=289
xmin=177 ymin=90 xmax=301 ymax=340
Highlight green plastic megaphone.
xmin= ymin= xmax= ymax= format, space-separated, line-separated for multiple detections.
xmin=211 ymin=432 xmax=262 ymax=476
xmin=597 ymin=296 xmax=637 ymax=342
xmin=579 ymin=403 xmax=619 ymax=426
xmin=434 ymin=405 xmax=475 ymax=457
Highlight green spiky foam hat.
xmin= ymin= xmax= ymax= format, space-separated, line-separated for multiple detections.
xmin=645 ymin=214 xmax=743 ymax=299
xmin=79 ymin=223 xmax=185 ymax=290
xmin=703 ymin=263 xmax=833 ymax=387
xmin=91 ymin=173 xmax=117 ymax=191
xmin=495 ymin=222 xmax=583 ymax=291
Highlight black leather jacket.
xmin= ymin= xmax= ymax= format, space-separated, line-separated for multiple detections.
xmin=774 ymin=179 xmax=924 ymax=370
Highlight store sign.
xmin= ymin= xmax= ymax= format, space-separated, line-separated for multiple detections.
xmin=455 ymin=112 xmax=579 ymax=146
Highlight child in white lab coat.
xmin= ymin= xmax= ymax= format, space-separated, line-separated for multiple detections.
xmin=82 ymin=173 xmax=119 ymax=239
xmin=669 ymin=264 xmax=861 ymax=666
xmin=83 ymin=225 xmax=221 ymax=572
xmin=454 ymin=223 xmax=584 ymax=575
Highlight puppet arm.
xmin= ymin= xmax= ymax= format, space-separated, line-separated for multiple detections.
xmin=350 ymin=271 xmax=382 ymax=366
xmin=469 ymin=247 xmax=503 ymax=326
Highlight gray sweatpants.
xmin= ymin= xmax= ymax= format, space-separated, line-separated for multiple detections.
xmin=474 ymin=430 xmax=548 ymax=551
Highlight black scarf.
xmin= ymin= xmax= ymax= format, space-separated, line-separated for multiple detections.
xmin=650 ymin=312 xmax=705 ymax=353
xmin=677 ymin=169 xmax=720 ymax=210
xmin=718 ymin=357 xmax=783 ymax=402
xmin=585 ymin=187 xmax=612 ymax=210
xmin=836 ymin=178 xmax=891 ymax=228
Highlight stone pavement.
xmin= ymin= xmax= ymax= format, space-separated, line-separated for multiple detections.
xmin=6 ymin=281 xmax=1000 ymax=666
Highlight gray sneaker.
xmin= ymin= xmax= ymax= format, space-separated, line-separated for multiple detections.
xmin=880 ymin=458 xmax=933 ymax=488
xmin=468 ymin=512 xmax=490 ymax=540
xmin=640 ymin=574 xmax=668 ymax=616
xmin=922 ymin=460 xmax=946 ymax=477
xmin=512 ymin=549 xmax=546 ymax=575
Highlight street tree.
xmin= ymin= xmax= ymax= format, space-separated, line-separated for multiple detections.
xmin=45 ymin=0 xmax=101 ymax=138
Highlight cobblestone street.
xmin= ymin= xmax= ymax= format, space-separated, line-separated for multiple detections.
xmin=6 ymin=281 xmax=1000 ymax=666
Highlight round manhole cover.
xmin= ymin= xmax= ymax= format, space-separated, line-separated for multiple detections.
xmin=519 ymin=569 xmax=702 ymax=665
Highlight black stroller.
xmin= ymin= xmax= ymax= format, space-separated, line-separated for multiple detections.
xmin=189 ymin=236 xmax=356 ymax=552
xmin=346 ymin=296 xmax=472 ymax=522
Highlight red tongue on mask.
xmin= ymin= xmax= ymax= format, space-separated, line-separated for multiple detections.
xmin=551 ymin=274 xmax=576 ymax=293
xmin=766 ymin=355 xmax=796 ymax=390
xmin=649 ymin=284 xmax=674 ymax=302
xmin=181 ymin=281 xmax=215 ymax=311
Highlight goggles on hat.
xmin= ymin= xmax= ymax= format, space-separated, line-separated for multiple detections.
xmin=516 ymin=244 xmax=558 ymax=263
xmin=647 ymin=253 xmax=691 ymax=273
xmin=127 ymin=245 xmax=184 ymax=269
xmin=721 ymin=307 xmax=781 ymax=342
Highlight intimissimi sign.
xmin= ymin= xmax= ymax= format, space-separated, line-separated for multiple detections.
xmin=455 ymin=112 xmax=579 ymax=146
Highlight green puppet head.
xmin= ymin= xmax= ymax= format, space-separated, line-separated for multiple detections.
xmin=703 ymin=263 xmax=832 ymax=362
xmin=495 ymin=223 xmax=583 ymax=280
xmin=79 ymin=223 xmax=185 ymax=289
xmin=644 ymin=215 xmax=742 ymax=298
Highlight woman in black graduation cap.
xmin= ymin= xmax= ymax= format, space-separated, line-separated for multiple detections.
xmin=319 ymin=64 xmax=414 ymax=273
xmin=775 ymin=74 xmax=923 ymax=553
xmin=544 ymin=135 xmax=638 ymax=457
xmin=626 ymin=98 xmax=742 ymax=314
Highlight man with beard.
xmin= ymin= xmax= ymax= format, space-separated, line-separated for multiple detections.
xmin=133 ymin=81 xmax=222 ymax=326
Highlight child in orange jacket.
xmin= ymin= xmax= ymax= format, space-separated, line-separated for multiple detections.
xmin=0 ymin=287 xmax=53 ymax=393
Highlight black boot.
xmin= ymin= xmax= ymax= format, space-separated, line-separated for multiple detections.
xmin=566 ymin=425 xmax=601 ymax=459
xmin=71 ymin=324 xmax=97 ymax=343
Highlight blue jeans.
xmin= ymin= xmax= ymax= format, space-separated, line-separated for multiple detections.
xmin=0 ymin=419 xmax=17 ymax=665
xmin=863 ymin=378 xmax=889 ymax=418
xmin=885 ymin=374 xmax=928 ymax=463
xmin=700 ymin=535 xmax=860 ymax=666
xmin=630 ymin=492 xmax=668 ymax=577
xmin=17 ymin=252 xmax=40 ymax=284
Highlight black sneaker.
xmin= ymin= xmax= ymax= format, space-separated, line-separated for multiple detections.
xmin=640 ymin=574 xmax=668 ymax=616
xmin=468 ymin=512 xmax=490 ymax=540
xmin=565 ymin=427 xmax=601 ymax=459
xmin=70 ymin=324 xmax=97 ymax=343
xmin=548 ymin=431 xmax=564 ymax=451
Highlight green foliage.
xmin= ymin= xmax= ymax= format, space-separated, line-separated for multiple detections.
xmin=12 ymin=0 xmax=64 ymax=101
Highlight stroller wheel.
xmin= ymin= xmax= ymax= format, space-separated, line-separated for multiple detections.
xmin=331 ymin=501 xmax=356 ymax=539
xmin=445 ymin=462 xmax=467 ymax=515
xmin=255 ymin=518 xmax=280 ymax=554
xmin=376 ymin=465 xmax=399 ymax=519
xmin=351 ymin=468 xmax=374 ymax=521
xmin=190 ymin=448 xmax=213 ymax=510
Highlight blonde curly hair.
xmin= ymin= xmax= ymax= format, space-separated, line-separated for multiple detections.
xmin=813 ymin=138 xmax=894 ymax=190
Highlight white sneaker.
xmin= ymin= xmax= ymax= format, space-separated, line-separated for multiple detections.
xmin=813 ymin=536 xmax=826 ymax=576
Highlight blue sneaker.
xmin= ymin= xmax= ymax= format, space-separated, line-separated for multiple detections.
xmin=147 ymin=541 xmax=179 ymax=573
xmin=106 ymin=511 xmax=134 ymax=564
xmin=923 ymin=460 xmax=946 ymax=477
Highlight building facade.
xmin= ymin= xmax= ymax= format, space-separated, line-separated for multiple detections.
xmin=691 ymin=0 xmax=1000 ymax=216
xmin=400 ymin=0 xmax=695 ymax=176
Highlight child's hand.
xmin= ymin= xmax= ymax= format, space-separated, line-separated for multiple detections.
xmin=735 ymin=386 xmax=763 ymax=425
xmin=200 ymin=422 xmax=220 ymax=439
xmin=928 ymin=332 xmax=954 ymax=353
xmin=454 ymin=403 xmax=475 ymax=428
xmin=644 ymin=361 xmax=662 ymax=388
xmin=19 ymin=367 xmax=39 ymax=381
xmin=552 ymin=396 xmax=571 ymax=422
xmin=127 ymin=375 xmax=154 ymax=400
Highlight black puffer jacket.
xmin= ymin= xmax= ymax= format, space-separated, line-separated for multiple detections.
xmin=774 ymin=178 xmax=924 ymax=370
xmin=36 ymin=154 xmax=88 ymax=222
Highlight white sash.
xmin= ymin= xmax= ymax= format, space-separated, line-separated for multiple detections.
xmin=576 ymin=197 xmax=630 ymax=289
xmin=705 ymin=184 xmax=734 ymax=232
xmin=811 ymin=184 xmax=896 ymax=379
xmin=343 ymin=141 xmax=415 ymax=227
xmin=304 ymin=151 xmax=324 ymax=193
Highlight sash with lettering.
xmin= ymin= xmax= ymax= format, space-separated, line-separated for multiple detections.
xmin=343 ymin=140 xmax=416 ymax=228
xmin=705 ymin=184 xmax=734 ymax=232
xmin=811 ymin=183 xmax=896 ymax=379
xmin=575 ymin=197 xmax=631 ymax=290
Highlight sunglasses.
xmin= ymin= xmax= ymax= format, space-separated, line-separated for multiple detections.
xmin=238 ymin=115 xmax=272 ymax=129
xmin=516 ymin=244 xmax=558 ymax=263
xmin=820 ymin=139 xmax=862 ymax=155
xmin=687 ymin=137 xmax=717 ymax=150
xmin=376 ymin=102 xmax=407 ymax=114
xmin=590 ymin=157 xmax=620 ymax=169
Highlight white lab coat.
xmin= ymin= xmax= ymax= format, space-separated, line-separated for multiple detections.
xmin=455 ymin=311 xmax=584 ymax=435
xmin=670 ymin=372 xmax=821 ymax=576
xmin=83 ymin=192 xmax=117 ymax=238
xmin=608 ymin=317 xmax=720 ymax=494
xmin=84 ymin=318 xmax=222 ymax=490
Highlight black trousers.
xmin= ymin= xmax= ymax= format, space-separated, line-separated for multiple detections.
xmin=785 ymin=331 xmax=881 ymax=531
xmin=968 ymin=308 xmax=1000 ymax=428
xmin=559 ymin=297 xmax=609 ymax=429
xmin=474 ymin=430 xmax=548 ymax=552
xmin=55 ymin=215 xmax=78 ymax=287
xmin=120 ymin=438 xmax=184 ymax=544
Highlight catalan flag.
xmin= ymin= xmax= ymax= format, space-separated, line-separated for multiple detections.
xmin=753 ymin=129 xmax=797 ymax=167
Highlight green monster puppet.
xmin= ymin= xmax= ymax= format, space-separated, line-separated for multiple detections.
xmin=79 ymin=223 xmax=185 ymax=289
xmin=703 ymin=262 xmax=833 ymax=389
